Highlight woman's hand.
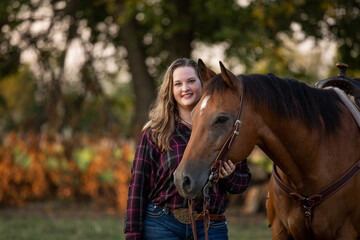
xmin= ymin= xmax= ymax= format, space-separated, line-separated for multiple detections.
xmin=220 ymin=160 xmax=236 ymax=178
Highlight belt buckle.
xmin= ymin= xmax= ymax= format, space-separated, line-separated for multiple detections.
xmin=172 ymin=208 xmax=197 ymax=224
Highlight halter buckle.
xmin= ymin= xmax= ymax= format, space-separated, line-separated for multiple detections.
xmin=208 ymin=172 xmax=215 ymax=181
xmin=234 ymin=120 xmax=242 ymax=126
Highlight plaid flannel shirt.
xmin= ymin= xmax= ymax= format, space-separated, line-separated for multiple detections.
xmin=124 ymin=123 xmax=251 ymax=240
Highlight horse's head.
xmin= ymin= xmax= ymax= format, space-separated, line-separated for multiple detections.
xmin=174 ymin=59 xmax=258 ymax=199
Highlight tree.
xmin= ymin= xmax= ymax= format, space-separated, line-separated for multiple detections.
xmin=0 ymin=0 xmax=123 ymax=136
xmin=1 ymin=0 xmax=359 ymax=139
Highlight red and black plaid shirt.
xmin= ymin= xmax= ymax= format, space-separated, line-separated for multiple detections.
xmin=124 ymin=123 xmax=251 ymax=239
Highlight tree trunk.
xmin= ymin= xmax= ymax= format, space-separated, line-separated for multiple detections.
xmin=119 ymin=0 xmax=194 ymax=140
xmin=168 ymin=0 xmax=193 ymax=60
xmin=120 ymin=18 xmax=156 ymax=140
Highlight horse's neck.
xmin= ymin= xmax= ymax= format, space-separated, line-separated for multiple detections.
xmin=258 ymin=119 xmax=315 ymax=191
xmin=259 ymin=111 xmax=360 ymax=194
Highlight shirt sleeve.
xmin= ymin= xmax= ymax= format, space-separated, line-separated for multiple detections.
xmin=124 ymin=131 xmax=158 ymax=240
xmin=219 ymin=159 xmax=251 ymax=194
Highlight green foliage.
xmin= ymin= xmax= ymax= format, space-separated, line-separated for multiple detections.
xmin=115 ymin=0 xmax=360 ymax=81
xmin=45 ymin=157 xmax=60 ymax=170
xmin=248 ymin=148 xmax=272 ymax=173
xmin=72 ymin=147 xmax=95 ymax=172
xmin=13 ymin=146 xmax=31 ymax=169
xmin=0 ymin=67 xmax=40 ymax=133
xmin=98 ymin=169 xmax=115 ymax=183
xmin=109 ymin=82 xmax=134 ymax=136
xmin=45 ymin=157 xmax=68 ymax=170
xmin=0 ymin=0 xmax=359 ymax=139
xmin=113 ymin=147 xmax=124 ymax=159
xmin=250 ymin=153 xmax=272 ymax=174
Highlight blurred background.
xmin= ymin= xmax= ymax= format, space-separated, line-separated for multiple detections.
xmin=0 ymin=0 xmax=359 ymax=239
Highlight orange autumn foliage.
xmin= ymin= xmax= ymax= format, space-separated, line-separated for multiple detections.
xmin=0 ymin=131 xmax=133 ymax=215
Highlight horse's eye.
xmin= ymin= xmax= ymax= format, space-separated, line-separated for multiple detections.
xmin=215 ymin=116 xmax=229 ymax=124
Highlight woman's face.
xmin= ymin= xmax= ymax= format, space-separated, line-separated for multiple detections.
xmin=172 ymin=66 xmax=202 ymax=112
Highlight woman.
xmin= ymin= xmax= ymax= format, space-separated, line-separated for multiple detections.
xmin=124 ymin=58 xmax=251 ymax=240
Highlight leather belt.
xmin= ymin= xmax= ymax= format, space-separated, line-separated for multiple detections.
xmin=167 ymin=208 xmax=225 ymax=224
xmin=196 ymin=213 xmax=225 ymax=222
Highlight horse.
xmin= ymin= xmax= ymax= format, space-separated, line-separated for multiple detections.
xmin=173 ymin=59 xmax=360 ymax=239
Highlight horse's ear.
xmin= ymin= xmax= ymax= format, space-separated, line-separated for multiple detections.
xmin=219 ymin=61 xmax=236 ymax=90
xmin=198 ymin=58 xmax=216 ymax=84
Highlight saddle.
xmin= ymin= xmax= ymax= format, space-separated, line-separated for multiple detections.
xmin=314 ymin=62 xmax=360 ymax=110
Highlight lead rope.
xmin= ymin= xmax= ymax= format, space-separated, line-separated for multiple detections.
xmin=188 ymin=199 xmax=198 ymax=240
xmin=188 ymin=200 xmax=210 ymax=240
xmin=202 ymin=200 xmax=210 ymax=240
xmin=188 ymin=179 xmax=213 ymax=240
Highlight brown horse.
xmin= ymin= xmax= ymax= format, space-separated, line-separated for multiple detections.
xmin=173 ymin=59 xmax=360 ymax=239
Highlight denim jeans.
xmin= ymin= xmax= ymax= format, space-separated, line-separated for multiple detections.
xmin=143 ymin=203 xmax=228 ymax=240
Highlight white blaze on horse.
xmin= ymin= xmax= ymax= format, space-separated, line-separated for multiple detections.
xmin=173 ymin=59 xmax=360 ymax=239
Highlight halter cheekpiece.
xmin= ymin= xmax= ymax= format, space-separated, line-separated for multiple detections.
xmin=189 ymin=85 xmax=245 ymax=240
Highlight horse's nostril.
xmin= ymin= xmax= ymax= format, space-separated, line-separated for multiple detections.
xmin=182 ymin=175 xmax=192 ymax=193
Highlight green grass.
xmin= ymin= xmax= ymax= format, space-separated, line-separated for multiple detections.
xmin=227 ymin=219 xmax=271 ymax=240
xmin=0 ymin=211 xmax=271 ymax=240
xmin=0 ymin=214 xmax=124 ymax=240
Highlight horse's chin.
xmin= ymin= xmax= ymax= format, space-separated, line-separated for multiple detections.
xmin=174 ymin=169 xmax=208 ymax=200
xmin=177 ymin=187 xmax=205 ymax=200
xmin=177 ymin=190 xmax=202 ymax=200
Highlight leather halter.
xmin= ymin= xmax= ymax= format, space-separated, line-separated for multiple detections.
xmin=273 ymin=159 xmax=360 ymax=230
xmin=208 ymin=87 xmax=245 ymax=185
xmin=189 ymin=86 xmax=245 ymax=240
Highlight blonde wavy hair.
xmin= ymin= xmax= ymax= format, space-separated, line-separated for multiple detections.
xmin=143 ymin=58 xmax=201 ymax=152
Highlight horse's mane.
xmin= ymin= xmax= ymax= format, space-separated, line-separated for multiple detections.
xmin=205 ymin=73 xmax=343 ymax=133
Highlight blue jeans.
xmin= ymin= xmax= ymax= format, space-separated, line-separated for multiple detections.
xmin=143 ymin=203 xmax=228 ymax=240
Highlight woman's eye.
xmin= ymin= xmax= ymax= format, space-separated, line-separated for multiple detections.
xmin=215 ymin=116 xmax=229 ymax=124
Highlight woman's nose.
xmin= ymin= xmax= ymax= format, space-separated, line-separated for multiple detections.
xmin=182 ymin=83 xmax=190 ymax=91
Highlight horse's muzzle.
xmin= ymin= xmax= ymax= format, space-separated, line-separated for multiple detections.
xmin=173 ymin=169 xmax=199 ymax=199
